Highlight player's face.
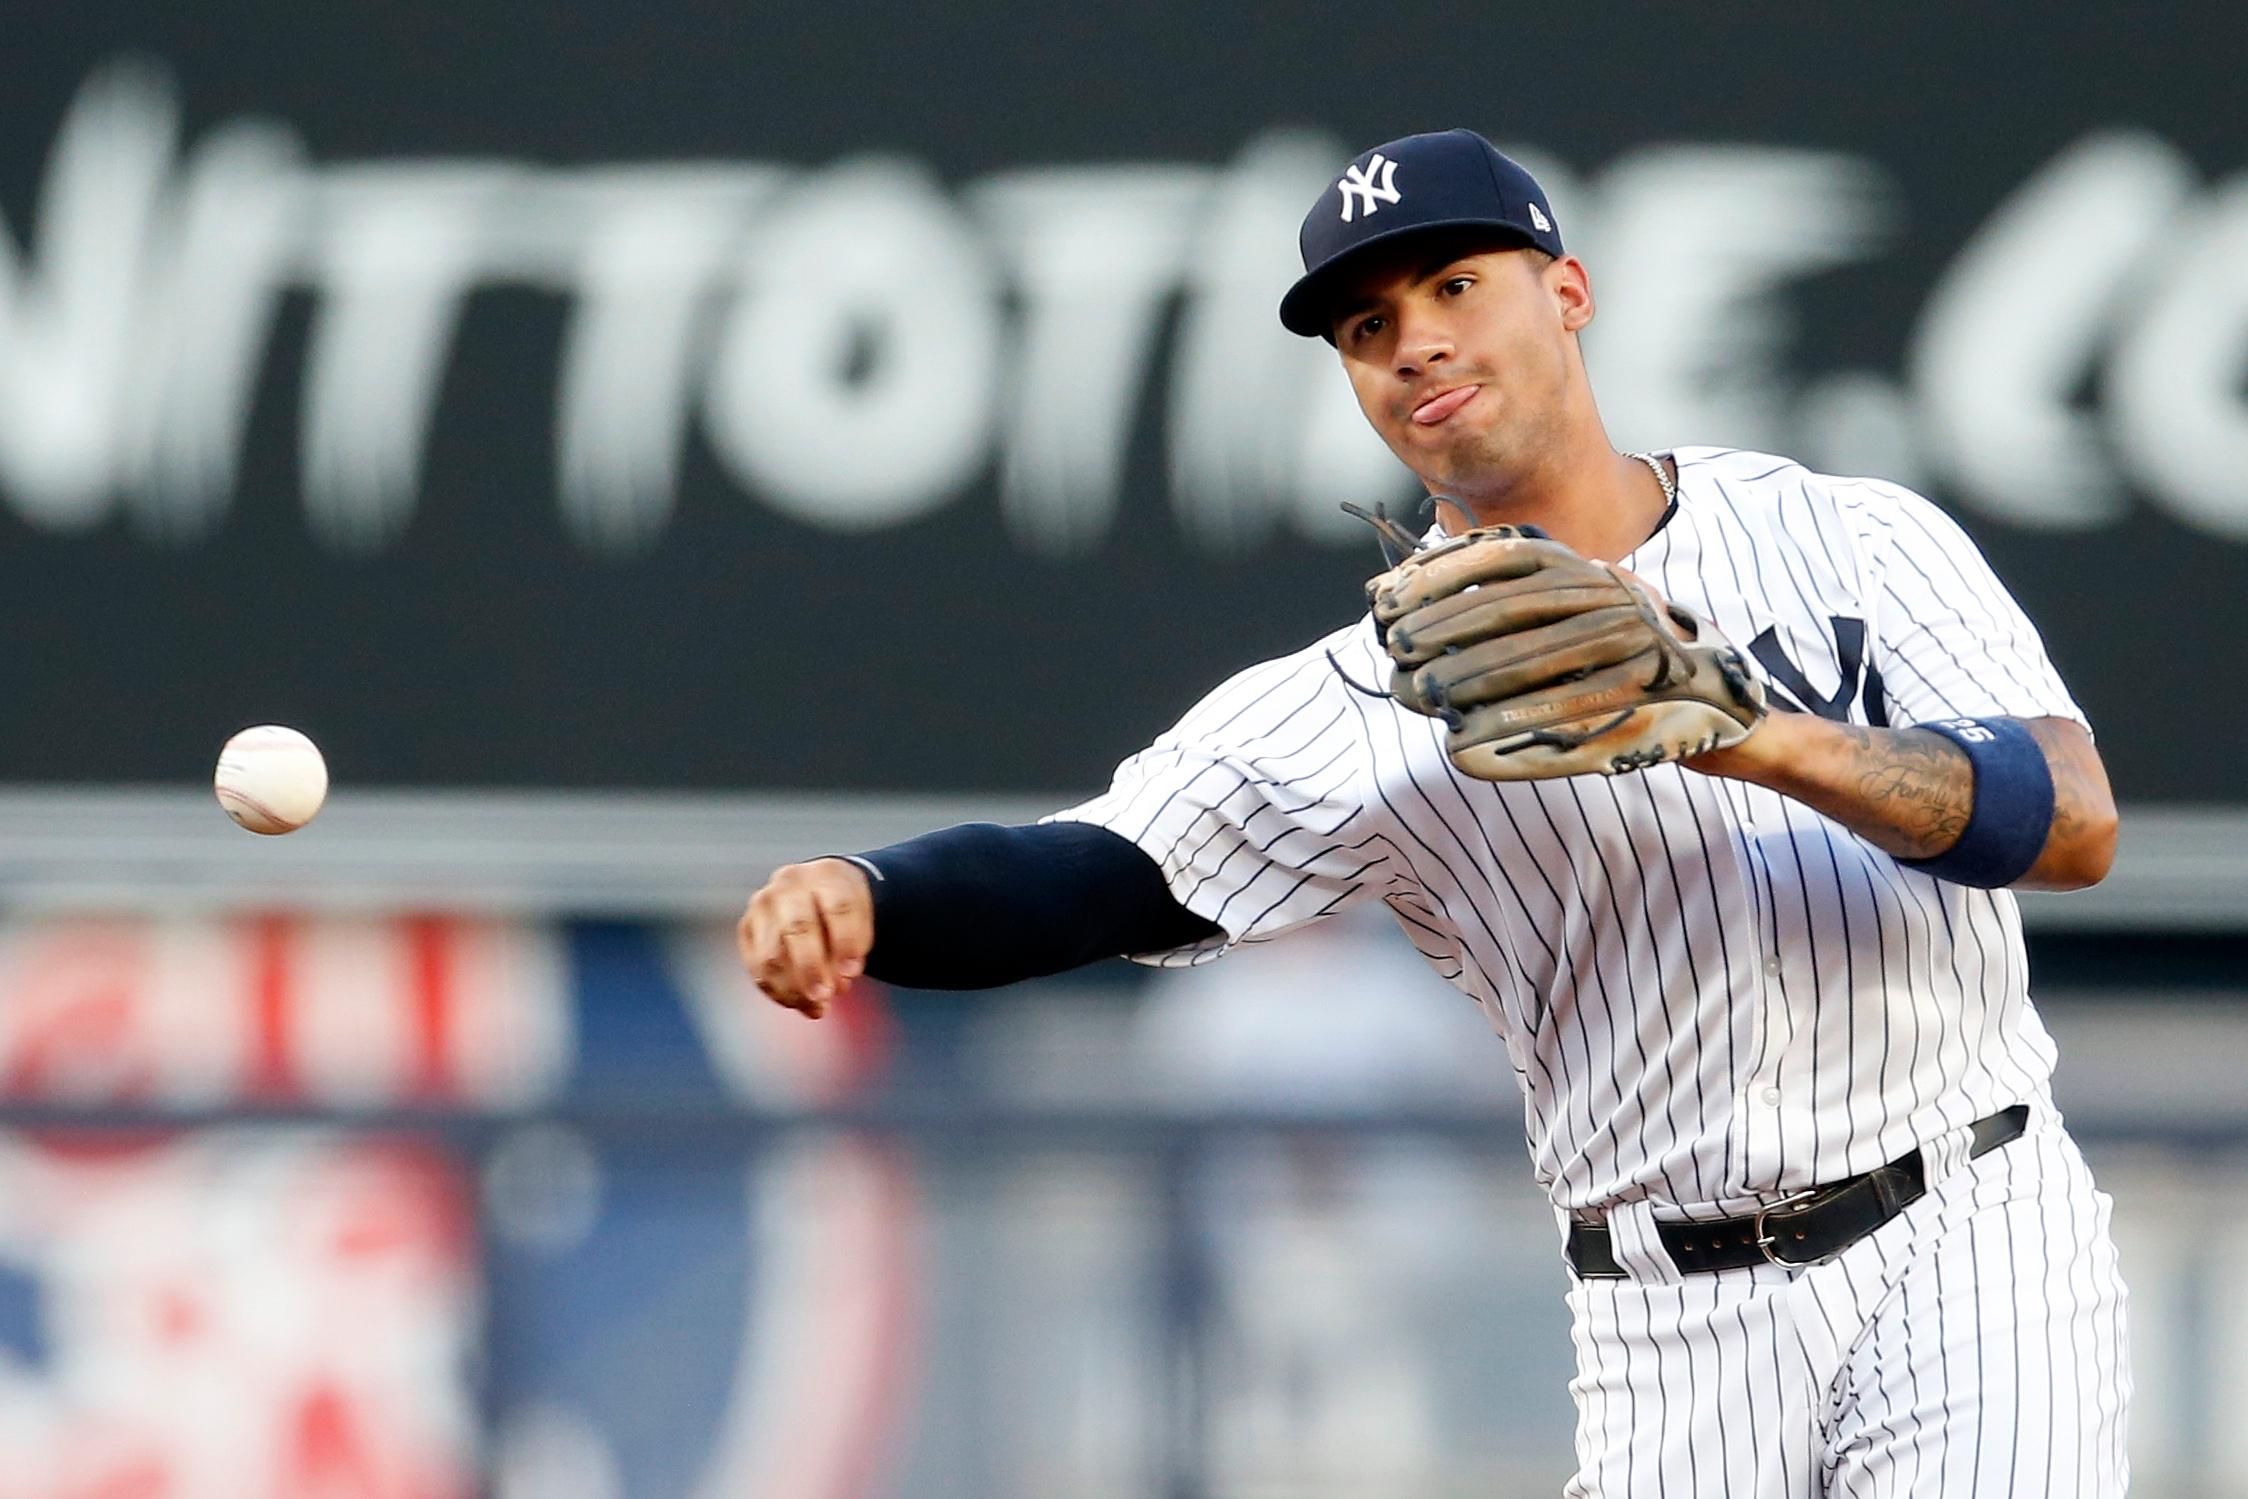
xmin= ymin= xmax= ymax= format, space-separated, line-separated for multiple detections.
xmin=1330 ymin=237 xmax=1594 ymax=497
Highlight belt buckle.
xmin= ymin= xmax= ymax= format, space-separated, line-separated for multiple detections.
xmin=1751 ymin=1188 xmax=1827 ymax=1267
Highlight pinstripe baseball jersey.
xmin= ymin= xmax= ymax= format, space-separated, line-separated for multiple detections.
xmin=1053 ymin=445 xmax=2087 ymax=1218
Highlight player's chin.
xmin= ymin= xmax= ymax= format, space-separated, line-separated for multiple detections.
xmin=1400 ymin=434 xmax=1487 ymax=493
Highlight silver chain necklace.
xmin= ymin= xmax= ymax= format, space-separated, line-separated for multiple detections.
xmin=1626 ymin=451 xmax=1677 ymax=508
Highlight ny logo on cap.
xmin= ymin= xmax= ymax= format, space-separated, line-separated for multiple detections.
xmin=1337 ymin=154 xmax=1401 ymax=222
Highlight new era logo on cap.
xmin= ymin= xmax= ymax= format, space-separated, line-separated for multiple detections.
xmin=1278 ymin=129 xmax=1567 ymax=338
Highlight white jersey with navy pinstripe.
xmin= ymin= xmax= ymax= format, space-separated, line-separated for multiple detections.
xmin=1054 ymin=445 xmax=2088 ymax=1220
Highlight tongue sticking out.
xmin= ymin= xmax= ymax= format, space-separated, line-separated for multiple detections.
xmin=1412 ymin=386 xmax=1478 ymax=426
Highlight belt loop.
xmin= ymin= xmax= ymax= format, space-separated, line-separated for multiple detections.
xmin=1606 ymin=1200 xmax=1684 ymax=1285
xmin=1868 ymin=1166 xmax=1905 ymax=1217
xmin=1919 ymin=1118 xmax=1974 ymax=1189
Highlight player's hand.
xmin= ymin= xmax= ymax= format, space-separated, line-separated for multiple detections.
xmin=737 ymin=858 xmax=875 ymax=1019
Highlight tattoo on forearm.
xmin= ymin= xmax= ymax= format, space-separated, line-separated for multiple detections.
xmin=1831 ymin=725 xmax=1975 ymax=859
xmin=2024 ymin=718 xmax=2095 ymax=851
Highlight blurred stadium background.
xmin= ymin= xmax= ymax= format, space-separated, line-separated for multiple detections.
xmin=2 ymin=4 xmax=2245 ymax=1495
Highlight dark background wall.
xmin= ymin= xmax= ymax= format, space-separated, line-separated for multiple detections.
xmin=2 ymin=3 xmax=2240 ymax=799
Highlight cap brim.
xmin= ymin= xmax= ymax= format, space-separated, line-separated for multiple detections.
xmin=1278 ymin=218 xmax=1539 ymax=339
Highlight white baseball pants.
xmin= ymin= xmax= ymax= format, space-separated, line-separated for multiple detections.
xmin=1561 ymin=1103 xmax=2130 ymax=1497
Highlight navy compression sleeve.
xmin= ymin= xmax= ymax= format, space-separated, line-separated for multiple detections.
xmin=844 ymin=822 xmax=1222 ymax=990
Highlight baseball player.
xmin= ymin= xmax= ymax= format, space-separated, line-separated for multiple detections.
xmin=740 ymin=129 xmax=2129 ymax=1496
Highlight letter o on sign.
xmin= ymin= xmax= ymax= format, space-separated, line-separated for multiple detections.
xmin=705 ymin=158 xmax=1001 ymax=529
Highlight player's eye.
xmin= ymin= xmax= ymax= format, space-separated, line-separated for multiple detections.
xmin=1347 ymin=314 xmax=1386 ymax=343
xmin=1441 ymin=276 xmax=1473 ymax=296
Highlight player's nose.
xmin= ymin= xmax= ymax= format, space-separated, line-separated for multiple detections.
xmin=1395 ymin=343 xmax=1453 ymax=382
xmin=1391 ymin=308 xmax=1455 ymax=379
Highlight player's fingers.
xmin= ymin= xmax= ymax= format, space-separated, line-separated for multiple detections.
xmin=740 ymin=894 xmax=823 ymax=1018
xmin=776 ymin=915 xmax=837 ymax=1013
xmin=814 ymin=883 xmax=874 ymax=979
xmin=736 ymin=905 xmax=770 ymax=982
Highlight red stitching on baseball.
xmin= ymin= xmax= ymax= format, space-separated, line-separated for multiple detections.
xmin=219 ymin=786 xmax=289 ymax=828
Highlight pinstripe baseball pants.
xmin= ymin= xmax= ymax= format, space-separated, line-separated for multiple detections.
xmin=1561 ymin=1103 xmax=2130 ymax=1497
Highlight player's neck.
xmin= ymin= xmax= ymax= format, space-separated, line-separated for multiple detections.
xmin=1445 ymin=439 xmax=1671 ymax=564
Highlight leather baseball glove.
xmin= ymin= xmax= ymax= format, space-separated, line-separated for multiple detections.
xmin=1347 ymin=509 xmax=1767 ymax=780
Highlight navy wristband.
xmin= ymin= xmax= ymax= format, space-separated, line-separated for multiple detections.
xmin=1895 ymin=717 xmax=2054 ymax=889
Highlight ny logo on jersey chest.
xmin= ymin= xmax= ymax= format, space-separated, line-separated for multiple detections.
xmin=1749 ymin=615 xmax=1890 ymax=726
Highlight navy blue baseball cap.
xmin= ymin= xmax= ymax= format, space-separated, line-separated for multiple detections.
xmin=1278 ymin=129 xmax=1565 ymax=338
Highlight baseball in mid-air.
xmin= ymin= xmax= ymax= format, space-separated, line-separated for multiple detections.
xmin=214 ymin=725 xmax=329 ymax=835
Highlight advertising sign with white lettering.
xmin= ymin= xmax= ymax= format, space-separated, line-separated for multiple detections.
xmin=0 ymin=5 xmax=2237 ymax=799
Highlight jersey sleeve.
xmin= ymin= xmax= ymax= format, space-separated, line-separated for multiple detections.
xmin=1851 ymin=483 xmax=2088 ymax=730
xmin=1045 ymin=629 xmax=1401 ymax=968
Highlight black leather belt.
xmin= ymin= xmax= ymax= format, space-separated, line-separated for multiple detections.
xmin=1567 ymin=1104 xmax=2030 ymax=1278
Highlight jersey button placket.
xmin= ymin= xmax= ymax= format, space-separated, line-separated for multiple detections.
xmin=1743 ymin=855 xmax=1791 ymax=1174
xmin=1751 ymin=951 xmax=1788 ymax=1120
xmin=1718 ymin=793 xmax=1785 ymax=1193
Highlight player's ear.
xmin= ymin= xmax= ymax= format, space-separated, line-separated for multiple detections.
xmin=1551 ymin=255 xmax=1595 ymax=332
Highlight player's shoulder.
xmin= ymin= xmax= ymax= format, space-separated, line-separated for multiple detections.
xmin=1677 ymin=445 xmax=1942 ymax=530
